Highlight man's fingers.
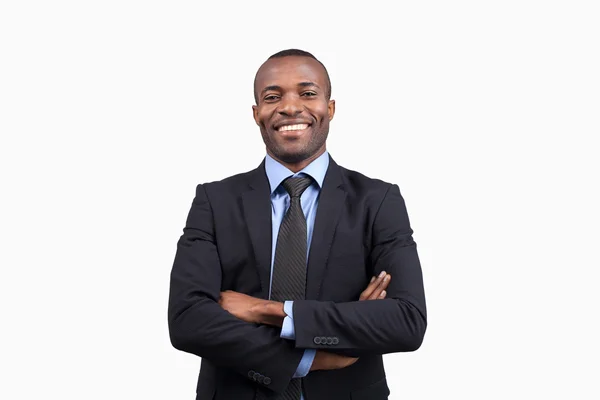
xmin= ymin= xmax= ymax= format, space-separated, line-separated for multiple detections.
xmin=367 ymin=274 xmax=391 ymax=300
xmin=359 ymin=271 xmax=389 ymax=300
xmin=358 ymin=277 xmax=377 ymax=300
xmin=359 ymin=272 xmax=385 ymax=300
xmin=335 ymin=354 xmax=359 ymax=369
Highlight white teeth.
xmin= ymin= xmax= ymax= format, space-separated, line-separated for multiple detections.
xmin=278 ymin=124 xmax=308 ymax=132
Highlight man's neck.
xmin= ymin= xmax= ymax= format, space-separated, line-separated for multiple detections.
xmin=267 ymin=147 xmax=327 ymax=173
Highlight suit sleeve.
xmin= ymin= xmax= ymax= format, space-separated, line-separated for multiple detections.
xmin=168 ymin=184 xmax=304 ymax=395
xmin=291 ymin=184 xmax=427 ymax=356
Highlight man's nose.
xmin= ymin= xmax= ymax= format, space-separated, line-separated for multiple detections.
xmin=278 ymin=96 xmax=302 ymax=116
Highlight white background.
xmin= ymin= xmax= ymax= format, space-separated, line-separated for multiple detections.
xmin=1 ymin=1 xmax=599 ymax=399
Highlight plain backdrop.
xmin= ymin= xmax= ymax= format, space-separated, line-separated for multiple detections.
xmin=1 ymin=1 xmax=599 ymax=399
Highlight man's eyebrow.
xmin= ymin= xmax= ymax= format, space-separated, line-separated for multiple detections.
xmin=298 ymin=81 xmax=320 ymax=89
xmin=261 ymin=85 xmax=282 ymax=94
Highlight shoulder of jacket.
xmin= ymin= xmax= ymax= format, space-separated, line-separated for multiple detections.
xmin=192 ymin=167 xmax=257 ymax=198
xmin=338 ymin=165 xmax=394 ymax=192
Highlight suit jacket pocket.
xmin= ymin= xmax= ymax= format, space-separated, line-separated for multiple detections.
xmin=350 ymin=377 xmax=390 ymax=400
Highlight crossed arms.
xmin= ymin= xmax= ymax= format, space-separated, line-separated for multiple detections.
xmin=168 ymin=183 xmax=427 ymax=395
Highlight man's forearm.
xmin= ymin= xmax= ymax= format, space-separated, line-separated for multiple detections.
xmin=291 ymin=297 xmax=427 ymax=355
xmin=169 ymin=294 xmax=303 ymax=394
xmin=253 ymin=273 xmax=410 ymax=357
xmin=254 ymin=271 xmax=392 ymax=330
xmin=249 ymin=298 xmax=424 ymax=355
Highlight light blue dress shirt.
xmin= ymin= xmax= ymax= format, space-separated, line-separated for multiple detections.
xmin=264 ymin=150 xmax=329 ymax=388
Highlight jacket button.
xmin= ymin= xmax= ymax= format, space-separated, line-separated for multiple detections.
xmin=253 ymin=372 xmax=260 ymax=381
xmin=326 ymin=337 xmax=333 ymax=345
xmin=264 ymin=377 xmax=271 ymax=385
xmin=257 ymin=375 xmax=264 ymax=383
xmin=248 ymin=370 xmax=255 ymax=378
xmin=314 ymin=336 xmax=321 ymax=344
xmin=332 ymin=337 xmax=339 ymax=345
xmin=320 ymin=336 xmax=327 ymax=344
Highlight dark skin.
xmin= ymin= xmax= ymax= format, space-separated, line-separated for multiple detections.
xmin=252 ymin=56 xmax=335 ymax=173
xmin=219 ymin=273 xmax=392 ymax=371
xmin=220 ymin=55 xmax=392 ymax=371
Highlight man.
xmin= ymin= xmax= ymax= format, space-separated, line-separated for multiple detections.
xmin=168 ymin=49 xmax=427 ymax=400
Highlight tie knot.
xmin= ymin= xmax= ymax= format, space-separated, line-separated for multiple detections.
xmin=282 ymin=176 xmax=313 ymax=198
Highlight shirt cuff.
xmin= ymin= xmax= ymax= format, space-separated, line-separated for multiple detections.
xmin=293 ymin=349 xmax=317 ymax=378
xmin=280 ymin=301 xmax=295 ymax=340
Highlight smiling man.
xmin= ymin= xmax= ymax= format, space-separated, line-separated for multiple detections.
xmin=252 ymin=53 xmax=333 ymax=170
xmin=168 ymin=49 xmax=427 ymax=400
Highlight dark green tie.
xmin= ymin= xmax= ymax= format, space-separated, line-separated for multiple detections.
xmin=271 ymin=176 xmax=313 ymax=400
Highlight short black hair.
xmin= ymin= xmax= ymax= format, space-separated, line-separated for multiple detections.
xmin=254 ymin=49 xmax=332 ymax=103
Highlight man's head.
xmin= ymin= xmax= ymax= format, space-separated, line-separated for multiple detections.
xmin=252 ymin=49 xmax=335 ymax=169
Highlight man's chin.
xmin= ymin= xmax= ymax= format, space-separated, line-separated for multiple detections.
xmin=270 ymin=147 xmax=313 ymax=164
xmin=276 ymin=152 xmax=309 ymax=164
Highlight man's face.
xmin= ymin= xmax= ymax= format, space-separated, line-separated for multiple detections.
xmin=253 ymin=56 xmax=335 ymax=165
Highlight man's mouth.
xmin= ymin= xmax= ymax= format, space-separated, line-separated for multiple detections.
xmin=276 ymin=123 xmax=310 ymax=132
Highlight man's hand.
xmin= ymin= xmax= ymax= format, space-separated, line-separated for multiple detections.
xmin=310 ymin=349 xmax=360 ymax=371
xmin=359 ymin=271 xmax=391 ymax=301
xmin=311 ymin=271 xmax=392 ymax=371
xmin=218 ymin=290 xmax=268 ymax=325
xmin=219 ymin=290 xmax=287 ymax=327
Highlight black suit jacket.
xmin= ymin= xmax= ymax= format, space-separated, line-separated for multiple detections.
xmin=168 ymin=155 xmax=427 ymax=400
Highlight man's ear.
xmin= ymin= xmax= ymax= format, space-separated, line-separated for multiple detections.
xmin=252 ymin=105 xmax=260 ymax=126
xmin=328 ymin=99 xmax=336 ymax=121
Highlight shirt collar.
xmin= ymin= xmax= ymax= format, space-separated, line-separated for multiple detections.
xmin=265 ymin=151 xmax=330 ymax=194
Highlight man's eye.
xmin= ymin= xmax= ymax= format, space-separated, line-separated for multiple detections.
xmin=264 ymin=95 xmax=279 ymax=101
xmin=302 ymin=92 xmax=317 ymax=97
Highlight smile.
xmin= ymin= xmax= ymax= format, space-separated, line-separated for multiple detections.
xmin=277 ymin=124 xmax=310 ymax=132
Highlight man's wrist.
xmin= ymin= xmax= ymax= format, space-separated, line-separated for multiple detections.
xmin=253 ymin=300 xmax=286 ymax=327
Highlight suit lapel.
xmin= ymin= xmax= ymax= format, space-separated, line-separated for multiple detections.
xmin=241 ymin=160 xmax=272 ymax=300
xmin=306 ymin=156 xmax=346 ymax=300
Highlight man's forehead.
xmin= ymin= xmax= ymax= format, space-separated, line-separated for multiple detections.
xmin=255 ymin=56 xmax=326 ymax=88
